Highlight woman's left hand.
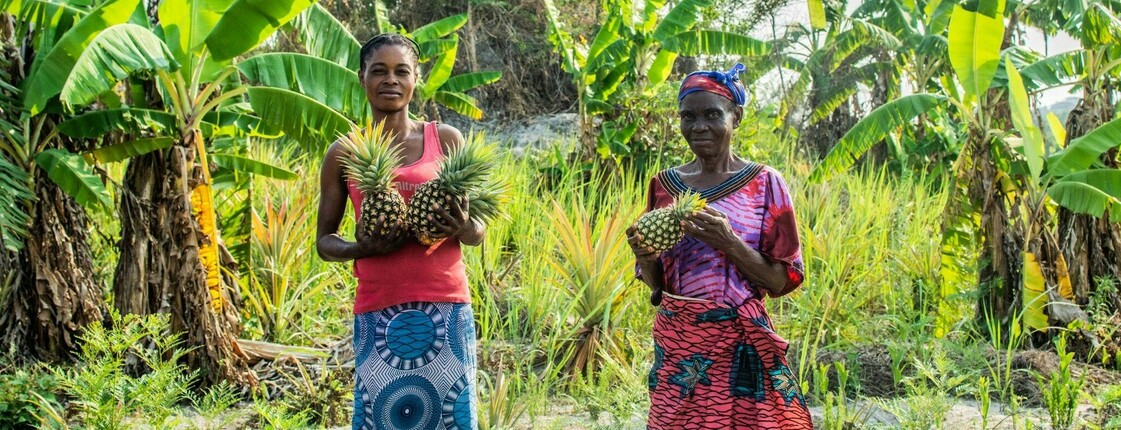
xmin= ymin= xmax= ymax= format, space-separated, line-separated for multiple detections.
xmin=682 ymin=207 xmax=741 ymax=252
xmin=430 ymin=194 xmax=471 ymax=239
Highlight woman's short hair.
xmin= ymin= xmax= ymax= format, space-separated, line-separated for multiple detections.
xmin=358 ymin=33 xmax=421 ymax=76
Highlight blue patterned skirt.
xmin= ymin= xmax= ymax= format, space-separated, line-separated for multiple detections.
xmin=353 ymin=302 xmax=477 ymax=430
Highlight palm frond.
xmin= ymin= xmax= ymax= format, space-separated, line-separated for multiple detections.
xmin=0 ymin=154 xmax=32 ymax=252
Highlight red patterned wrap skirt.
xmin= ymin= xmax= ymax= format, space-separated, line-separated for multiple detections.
xmin=647 ymin=294 xmax=812 ymax=429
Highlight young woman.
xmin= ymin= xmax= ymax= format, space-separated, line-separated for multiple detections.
xmin=316 ymin=34 xmax=484 ymax=430
xmin=627 ymin=64 xmax=813 ymax=429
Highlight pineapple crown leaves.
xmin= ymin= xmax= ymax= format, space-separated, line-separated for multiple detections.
xmin=466 ymin=178 xmax=510 ymax=224
xmin=337 ymin=120 xmax=403 ymax=194
xmin=434 ymin=132 xmax=497 ymax=193
xmin=672 ymin=192 xmax=706 ymax=216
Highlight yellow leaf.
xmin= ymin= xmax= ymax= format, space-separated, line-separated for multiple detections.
xmin=189 ymin=130 xmax=223 ymax=312
xmin=1021 ymin=252 xmax=1048 ymax=332
xmin=1054 ymin=252 xmax=1074 ymax=300
xmin=808 ymin=0 xmax=827 ymax=29
xmin=251 ymin=209 xmax=268 ymax=243
xmin=1047 ymin=112 xmax=1067 ymax=148
xmin=192 ymin=182 xmax=223 ymax=311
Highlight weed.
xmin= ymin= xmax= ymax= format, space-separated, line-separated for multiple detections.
xmin=1088 ymin=384 xmax=1121 ymax=429
xmin=251 ymin=394 xmax=312 ymax=430
xmin=1038 ymin=333 xmax=1086 ymax=430
xmin=815 ymin=362 xmax=860 ymax=430
xmin=190 ymin=380 xmax=242 ymax=430
xmin=568 ymin=351 xmax=647 ymax=429
xmin=885 ymin=345 xmax=967 ymax=429
xmin=272 ymin=360 xmax=352 ymax=427
xmin=478 ymin=369 xmax=529 ymax=430
xmin=977 ymin=376 xmax=991 ymax=430
xmin=0 ymin=364 xmax=61 ymax=430
xmin=52 ymin=310 xmax=196 ymax=428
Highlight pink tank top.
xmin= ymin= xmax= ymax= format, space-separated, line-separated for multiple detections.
xmin=346 ymin=122 xmax=470 ymax=314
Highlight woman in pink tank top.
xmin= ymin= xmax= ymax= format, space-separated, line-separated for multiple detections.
xmin=316 ymin=34 xmax=485 ymax=430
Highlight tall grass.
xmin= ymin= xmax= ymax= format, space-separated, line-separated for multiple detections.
xmin=775 ymin=166 xmax=955 ymax=385
xmin=62 ymin=111 xmax=985 ymax=426
xmin=460 ymin=153 xmax=654 ymax=419
xmin=222 ymin=143 xmax=354 ymax=345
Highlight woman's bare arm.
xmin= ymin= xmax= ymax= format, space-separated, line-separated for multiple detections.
xmin=316 ymin=142 xmax=407 ymax=261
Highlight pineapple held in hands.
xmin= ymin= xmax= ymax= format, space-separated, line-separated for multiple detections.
xmin=634 ymin=192 xmax=706 ymax=252
xmin=337 ymin=121 xmax=407 ymax=239
xmin=407 ymin=133 xmax=504 ymax=245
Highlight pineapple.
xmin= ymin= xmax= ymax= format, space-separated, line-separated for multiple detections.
xmin=337 ymin=120 xmax=407 ymax=239
xmin=634 ymin=192 xmax=706 ymax=252
xmin=407 ymin=133 xmax=499 ymax=245
xmin=465 ymin=178 xmax=509 ymax=226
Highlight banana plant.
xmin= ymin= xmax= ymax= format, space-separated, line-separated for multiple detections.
xmin=0 ymin=0 xmax=136 ymax=361
xmin=810 ymin=0 xmax=1031 ymax=335
xmin=47 ymin=0 xmax=314 ymax=385
xmin=810 ymin=0 xmax=1013 ymax=180
xmin=2 ymin=0 xmax=144 ymax=220
xmin=1018 ymin=0 xmax=1121 ymax=305
xmin=773 ymin=6 xmax=903 ymax=155
xmin=1043 ymin=118 xmax=1121 ymax=223
xmin=542 ymin=0 xmax=771 ymax=160
xmin=811 ymin=0 xmax=1121 ymax=338
xmin=789 ymin=0 xmax=963 ymax=159
xmin=1000 ymin=56 xmax=1121 ymax=334
xmin=410 ymin=13 xmax=502 ymax=120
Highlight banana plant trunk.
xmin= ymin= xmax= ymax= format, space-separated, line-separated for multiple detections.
xmin=969 ymin=87 xmax=1031 ymax=332
xmin=970 ymin=131 xmax=1026 ymax=327
xmin=1059 ymin=97 xmax=1121 ymax=310
xmin=803 ymin=104 xmax=859 ymax=158
xmin=0 ymin=168 xmax=104 ymax=361
xmin=112 ymin=135 xmax=253 ymax=386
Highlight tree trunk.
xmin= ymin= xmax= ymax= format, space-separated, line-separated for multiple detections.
xmin=971 ymin=88 xmax=1028 ymax=333
xmin=971 ymin=133 xmax=1026 ymax=328
xmin=113 ymin=144 xmax=254 ymax=386
xmin=0 ymin=170 xmax=105 ymax=361
xmin=1058 ymin=97 xmax=1121 ymax=308
xmin=867 ymin=51 xmax=897 ymax=164
xmin=802 ymin=102 xmax=859 ymax=159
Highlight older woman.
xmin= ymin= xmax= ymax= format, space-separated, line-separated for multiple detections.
xmin=627 ymin=64 xmax=812 ymax=429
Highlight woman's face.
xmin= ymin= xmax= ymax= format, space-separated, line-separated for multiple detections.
xmin=361 ymin=44 xmax=417 ymax=113
xmin=678 ymin=91 xmax=742 ymax=159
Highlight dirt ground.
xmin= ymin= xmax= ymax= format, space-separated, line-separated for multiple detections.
xmin=479 ymin=399 xmax=1088 ymax=430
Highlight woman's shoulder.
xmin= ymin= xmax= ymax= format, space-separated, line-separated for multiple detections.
xmin=755 ymin=163 xmax=780 ymax=175
xmin=754 ymin=164 xmax=792 ymax=185
xmin=322 ymin=139 xmax=348 ymax=164
xmin=652 ymin=164 xmax=687 ymax=182
xmin=434 ymin=122 xmax=465 ymax=154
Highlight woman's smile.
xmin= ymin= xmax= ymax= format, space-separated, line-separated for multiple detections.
xmin=378 ymin=89 xmax=404 ymax=98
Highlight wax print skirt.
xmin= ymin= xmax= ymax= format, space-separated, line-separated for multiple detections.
xmin=353 ymin=302 xmax=477 ymax=430
xmin=647 ymin=294 xmax=812 ymax=429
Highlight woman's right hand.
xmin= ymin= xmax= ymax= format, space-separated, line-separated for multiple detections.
xmin=627 ymin=224 xmax=667 ymax=306
xmin=355 ymin=215 xmax=408 ymax=257
xmin=626 ymin=225 xmax=660 ymax=264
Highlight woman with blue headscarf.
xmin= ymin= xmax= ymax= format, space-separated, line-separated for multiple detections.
xmin=626 ymin=64 xmax=812 ymax=429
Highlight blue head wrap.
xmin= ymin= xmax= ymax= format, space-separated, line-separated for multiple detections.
xmin=677 ymin=63 xmax=748 ymax=106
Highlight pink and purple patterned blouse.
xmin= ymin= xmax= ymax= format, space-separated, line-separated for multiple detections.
xmin=639 ymin=163 xmax=805 ymax=307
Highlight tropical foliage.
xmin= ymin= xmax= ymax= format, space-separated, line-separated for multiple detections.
xmin=807 ymin=0 xmax=1121 ymax=344
xmin=1 ymin=0 xmax=1120 ymax=428
xmin=542 ymin=0 xmax=772 ymax=161
xmin=278 ymin=2 xmax=503 ymax=123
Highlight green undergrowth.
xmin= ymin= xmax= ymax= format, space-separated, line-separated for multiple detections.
xmin=7 ymin=120 xmax=1119 ymax=429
